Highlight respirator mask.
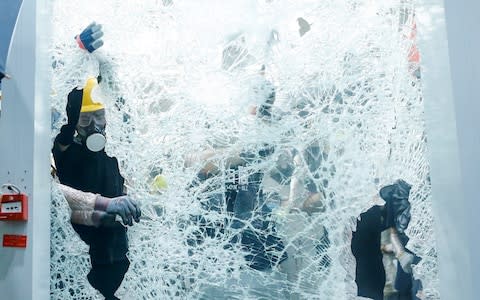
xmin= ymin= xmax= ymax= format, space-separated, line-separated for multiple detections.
xmin=77 ymin=109 xmax=107 ymax=152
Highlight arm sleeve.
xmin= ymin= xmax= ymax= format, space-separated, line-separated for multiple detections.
xmin=58 ymin=183 xmax=96 ymax=211
xmin=70 ymin=210 xmax=109 ymax=227
xmin=58 ymin=183 xmax=112 ymax=212
xmin=94 ymin=52 xmax=121 ymax=96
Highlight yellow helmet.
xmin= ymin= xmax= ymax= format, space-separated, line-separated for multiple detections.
xmin=80 ymin=77 xmax=105 ymax=112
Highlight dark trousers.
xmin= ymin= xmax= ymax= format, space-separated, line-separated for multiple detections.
xmin=355 ymin=260 xmax=385 ymax=300
xmin=87 ymin=259 xmax=130 ymax=299
xmin=72 ymin=223 xmax=130 ymax=299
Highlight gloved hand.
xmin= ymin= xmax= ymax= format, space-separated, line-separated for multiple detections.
xmin=66 ymin=87 xmax=83 ymax=126
xmin=96 ymin=195 xmax=141 ymax=226
xmin=75 ymin=22 xmax=104 ymax=53
xmin=56 ymin=87 xmax=83 ymax=146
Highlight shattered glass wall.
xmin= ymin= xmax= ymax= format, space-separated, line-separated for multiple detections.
xmin=50 ymin=0 xmax=439 ymax=299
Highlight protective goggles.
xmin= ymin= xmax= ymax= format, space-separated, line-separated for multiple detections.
xmin=78 ymin=109 xmax=106 ymax=127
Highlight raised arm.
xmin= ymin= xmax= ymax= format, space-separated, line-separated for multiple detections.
xmin=54 ymin=23 xmax=106 ymax=152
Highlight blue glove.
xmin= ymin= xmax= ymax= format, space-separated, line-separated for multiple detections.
xmin=96 ymin=195 xmax=141 ymax=226
xmin=75 ymin=22 xmax=104 ymax=53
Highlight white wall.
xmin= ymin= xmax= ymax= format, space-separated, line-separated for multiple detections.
xmin=442 ymin=0 xmax=480 ymax=293
xmin=417 ymin=0 xmax=480 ymax=299
xmin=0 ymin=0 xmax=51 ymax=299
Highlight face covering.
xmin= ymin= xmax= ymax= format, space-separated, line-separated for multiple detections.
xmin=77 ymin=110 xmax=107 ymax=152
xmin=85 ymin=132 xmax=106 ymax=152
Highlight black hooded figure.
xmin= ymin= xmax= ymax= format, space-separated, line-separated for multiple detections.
xmin=351 ymin=179 xmax=415 ymax=300
xmin=53 ymin=86 xmax=129 ymax=300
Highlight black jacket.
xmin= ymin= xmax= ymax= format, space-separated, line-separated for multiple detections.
xmin=53 ymin=136 xmax=128 ymax=264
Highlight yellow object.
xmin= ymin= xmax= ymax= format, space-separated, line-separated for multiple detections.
xmin=151 ymin=174 xmax=168 ymax=191
xmin=80 ymin=77 xmax=105 ymax=112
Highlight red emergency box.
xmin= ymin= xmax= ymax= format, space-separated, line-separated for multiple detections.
xmin=0 ymin=193 xmax=28 ymax=221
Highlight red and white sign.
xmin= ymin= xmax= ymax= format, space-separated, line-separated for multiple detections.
xmin=3 ymin=234 xmax=27 ymax=248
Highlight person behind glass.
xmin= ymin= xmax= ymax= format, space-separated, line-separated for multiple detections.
xmin=186 ymin=66 xmax=287 ymax=271
xmin=351 ymin=179 xmax=419 ymax=300
xmin=52 ymin=23 xmax=141 ymax=300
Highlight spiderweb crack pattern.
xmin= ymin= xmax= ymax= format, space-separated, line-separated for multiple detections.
xmin=50 ymin=1 xmax=438 ymax=299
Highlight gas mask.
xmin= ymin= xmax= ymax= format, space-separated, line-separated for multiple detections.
xmin=77 ymin=109 xmax=107 ymax=152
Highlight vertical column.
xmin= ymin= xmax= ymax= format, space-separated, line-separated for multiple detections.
xmin=417 ymin=0 xmax=478 ymax=299
xmin=0 ymin=0 xmax=51 ymax=299
xmin=442 ymin=0 xmax=480 ymax=294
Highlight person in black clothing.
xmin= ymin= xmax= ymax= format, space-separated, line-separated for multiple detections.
xmin=53 ymin=23 xmax=141 ymax=300
xmin=352 ymin=203 xmax=386 ymax=300
xmin=186 ymin=67 xmax=287 ymax=271
xmin=224 ymin=144 xmax=288 ymax=271
xmin=351 ymin=179 xmax=419 ymax=300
